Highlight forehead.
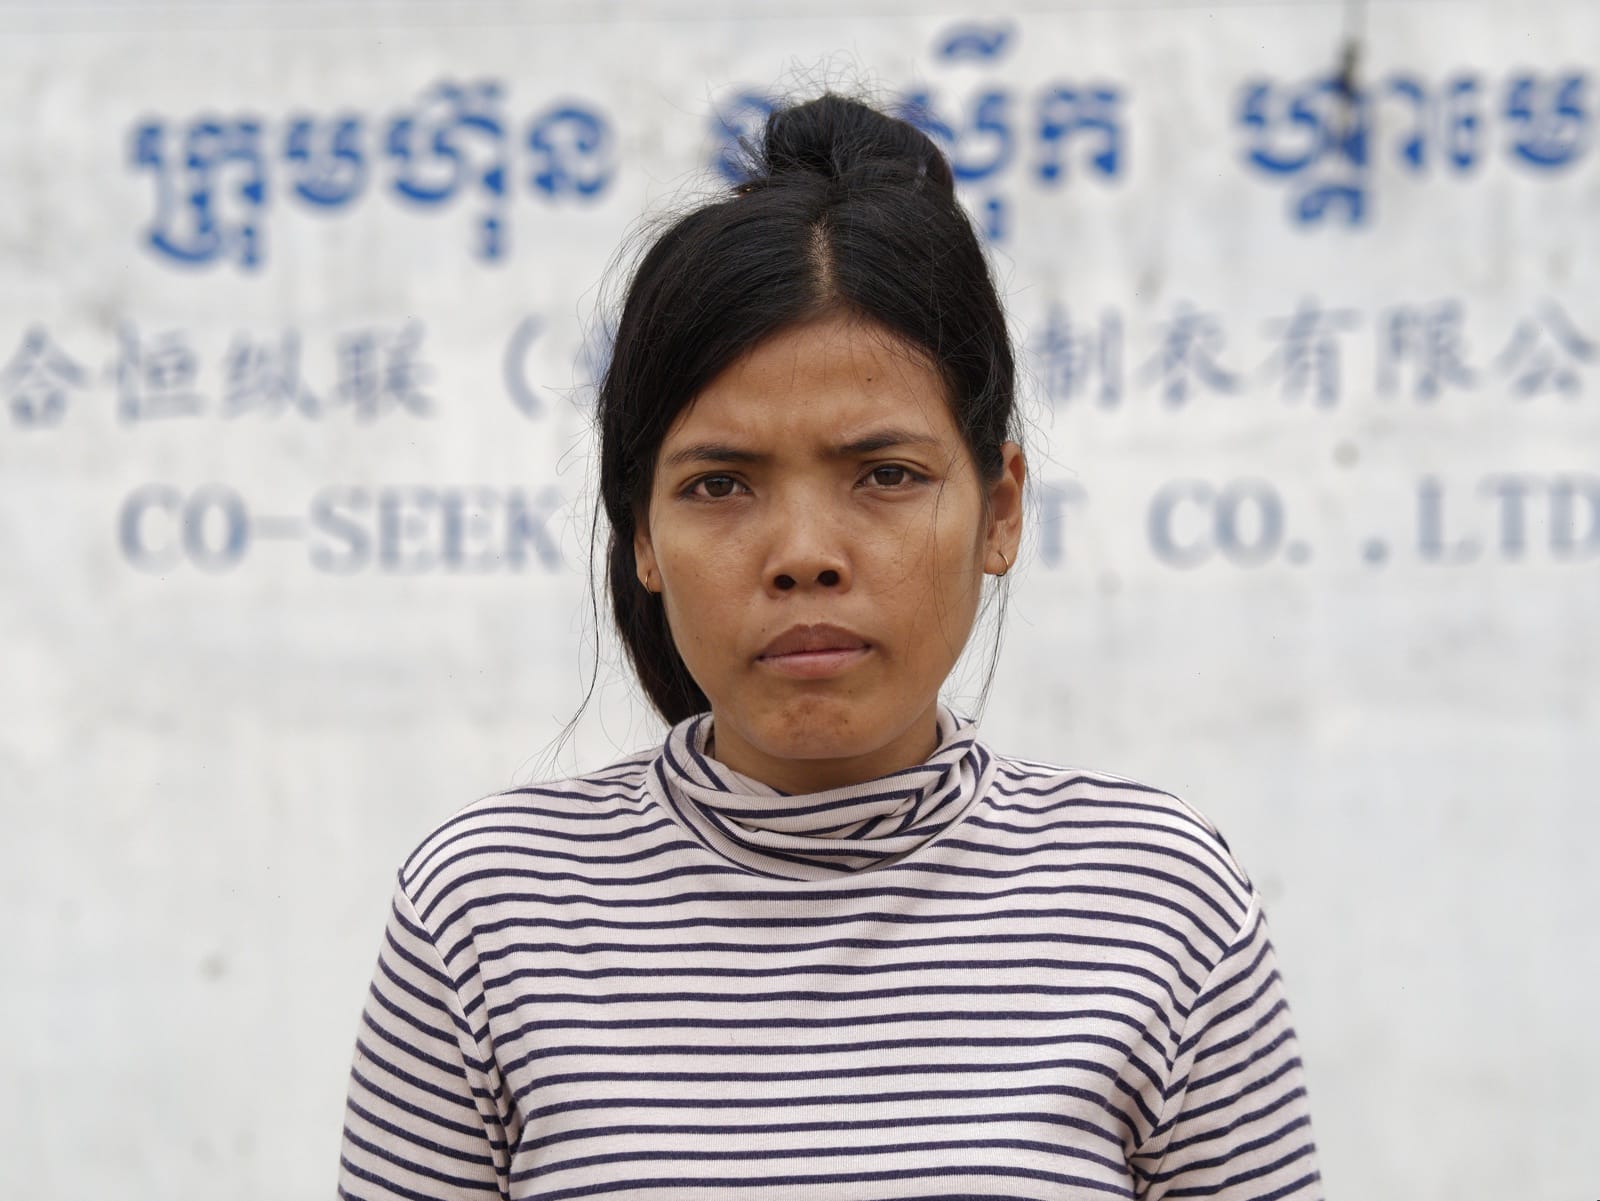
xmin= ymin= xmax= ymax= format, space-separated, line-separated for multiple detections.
xmin=663 ymin=317 xmax=960 ymax=448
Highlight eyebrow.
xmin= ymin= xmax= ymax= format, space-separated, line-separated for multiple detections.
xmin=661 ymin=427 xmax=941 ymax=469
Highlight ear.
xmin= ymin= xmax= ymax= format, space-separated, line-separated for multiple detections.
xmin=633 ymin=523 xmax=660 ymax=593
xmin=983 ymin=441 xmax=1026 ymax=575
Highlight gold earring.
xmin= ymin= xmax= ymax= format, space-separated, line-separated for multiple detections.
xmin=995 ymin=549 xmax=1010 ymax=577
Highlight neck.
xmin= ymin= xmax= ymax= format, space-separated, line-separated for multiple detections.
xmin=704 ymin=706 xmax=943 ymax=794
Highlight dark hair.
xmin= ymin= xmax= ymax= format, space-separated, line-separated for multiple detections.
xmin=597 ymin=92 xmax=1017 ymax=725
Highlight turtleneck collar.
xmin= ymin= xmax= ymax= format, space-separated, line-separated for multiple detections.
xmin=648 ymin=705 xmax=993 ymax=880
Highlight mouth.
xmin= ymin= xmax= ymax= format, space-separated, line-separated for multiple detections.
xmin=756 ymin=624 xmax=872 ymax=679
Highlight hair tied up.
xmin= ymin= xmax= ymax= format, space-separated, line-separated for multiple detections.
xmin=755 ymin=94 xmax=956 ymax=199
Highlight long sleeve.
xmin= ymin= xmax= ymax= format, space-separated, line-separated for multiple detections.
xmin=337 ymin=879 xmax=510 ymax=1201
xmin=1132 ymin=899 xmax=1323 ymax=1200
xmin=336 ymin=741 xmax=1320 ymax=1200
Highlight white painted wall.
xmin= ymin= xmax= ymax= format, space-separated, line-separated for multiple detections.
xmin=2 ymin=1 xmax=1596 ymax=1196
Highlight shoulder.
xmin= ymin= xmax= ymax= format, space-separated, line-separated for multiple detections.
xmin=391 ymin=748 xmax=667 ymax=929
xmin=986 ymin=751 xmax=1237 ymax=849
xmin=977 ymin=747 xmax=1259 ymax=938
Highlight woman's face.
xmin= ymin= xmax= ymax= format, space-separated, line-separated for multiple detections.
xmin=635 ymin=314 xmax=1024 ymax=793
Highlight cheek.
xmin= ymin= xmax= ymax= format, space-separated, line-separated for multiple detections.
xmin=925 ymin=501 xmax=988 ymax=620
xmin=873 ymin=491 xmax=971 ymax=567
xmin=924 ymin=492 xmax=988 ymax=578
xmin=657 ymin=547 xmax=727 ymax=654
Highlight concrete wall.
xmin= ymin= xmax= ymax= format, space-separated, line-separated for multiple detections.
xmin=2 ymin=1 xmax=1596 ymax=1196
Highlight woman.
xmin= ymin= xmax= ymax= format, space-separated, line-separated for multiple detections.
xmin=338 ymin=94 xmax=1322 ymax=1200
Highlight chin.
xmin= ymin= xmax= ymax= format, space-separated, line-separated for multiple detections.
xmin=746 ymin=694 xmax=893 ymax=761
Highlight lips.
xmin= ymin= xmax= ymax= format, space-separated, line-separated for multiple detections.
xmin=756 ymin=624 xmax=873 ymax=679
xmin=758 ymin=623 xmax=870 ymax=659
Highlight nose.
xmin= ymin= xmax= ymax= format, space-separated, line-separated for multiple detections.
xmin=773 ymin=567 xmax=841 ymax=591
xmin=765 ymin=495 xmax=849 ymax=595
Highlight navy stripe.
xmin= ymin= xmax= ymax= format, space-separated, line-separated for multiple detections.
xmin=339 ymin=1153 xmax=499 ymax=1200
xmin=533 ymin=1163 xmax=1135 ymax=1201
xmin=523 ymin=1082 xmax=1146 ymax=1142
xmin=347 ymin=1067 xmax=495 ymax=1144
xmin=1159 ymin=1142 xmax=1319 ymax=1197
xmin=429 ymin=877 xmax=1244 ymax=950
xmin=489 ymin=1002 xmax=1181 ymax=1063
xmin=478 ymin=949 xmax=1200 ymax=997
xmin=409 ymin=823 xmax=696 ymax=896
xmin=524 ymin=1136 xmax=1131 ymax=1184
xmin=343 ymin=1116 xmax=496 ymax=1172
xmin=518 ymin=1108 xmax=1127 ymax=1154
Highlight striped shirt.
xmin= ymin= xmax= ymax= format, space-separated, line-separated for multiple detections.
xmin=339 ymin=707 xmax=1322 ymax=1200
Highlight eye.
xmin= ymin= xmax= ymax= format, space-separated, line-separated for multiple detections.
xmin=685 ymin=474 xmax=745 ymax=500
xmin=864 ymin=464 xmax=923 ymax=488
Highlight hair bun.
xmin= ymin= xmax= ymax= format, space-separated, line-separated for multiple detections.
xmin=758 ymin=94 xmax=955 ymax=198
